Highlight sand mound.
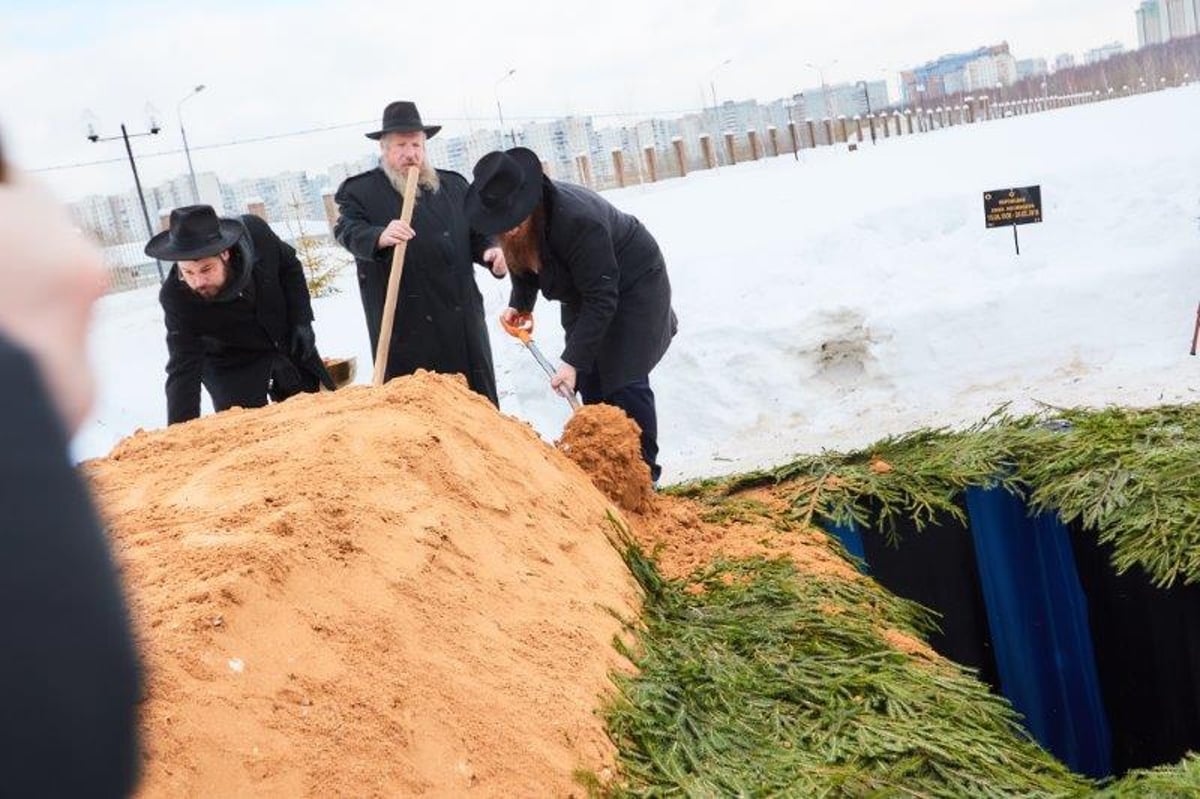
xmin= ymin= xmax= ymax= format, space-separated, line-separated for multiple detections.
xmin=85 ymin=371 xmax=639 ymax=798
xmin=554 ymin=406 xmax=857 ymax=582
xmin=558 ymin=405 xmax=654 ymax=514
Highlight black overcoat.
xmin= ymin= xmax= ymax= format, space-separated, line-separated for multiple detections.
xmin=160 ymin=214 xmax=333 ymax=424
xmin=0 ymin=334 xmax=140 ymax=797
xmin=333 ymin=167 xmax=498 ymax=405
xmin=509 ymin=178 xmax=677 ymax=395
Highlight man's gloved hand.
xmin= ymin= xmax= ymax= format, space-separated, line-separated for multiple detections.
xmin=290 ymin=323 xmax=317 ymax=362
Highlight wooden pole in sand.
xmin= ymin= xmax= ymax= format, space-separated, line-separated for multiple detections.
xmin=372 ymin=165 xmax=419 ymax=386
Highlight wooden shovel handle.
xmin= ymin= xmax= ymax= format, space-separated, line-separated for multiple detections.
xmin=372 ymin=165 xmax=419 ymax=386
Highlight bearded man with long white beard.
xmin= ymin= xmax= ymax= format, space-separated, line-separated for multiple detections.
xmin=334 ymin=101 xmax=503 ymax=404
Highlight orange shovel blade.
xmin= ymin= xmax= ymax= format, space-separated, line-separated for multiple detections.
xmin=500 ymin=311 xmax=534 ymax=343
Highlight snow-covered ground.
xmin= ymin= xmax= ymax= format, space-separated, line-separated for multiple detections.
xmin=76 ymin=85 xmax=1200 ymax=482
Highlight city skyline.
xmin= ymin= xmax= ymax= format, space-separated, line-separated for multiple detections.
xmin=2 ymin=0 xmax=1145 ymax=202
xmin=66 ymin=20 xmax=1192 ymax=249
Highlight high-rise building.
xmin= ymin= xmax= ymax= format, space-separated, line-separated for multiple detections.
xmin=69 ymin=194 xmax=122 ymax=244
xmin=760 ymin=99 xmax=794 ymax=132
xmin=714 ymin=99 xmax=763 ymax=132
xmin=220 ymin=171 xmax=320 ymax=222
xmin=593 ymin=126 xmax=637 ymax=182
xmin=1055 ymin=52 xmax=1077 ymax=71
xmin=1138 ymin=0 xmax=1198 ymax=45
xmin=425 ymin=135 xmax=472 ymax=175
xmin=111 ymin=191 xmax=155 ymax=243
xmin=1016 ymin=58 xmax=1050 ymax=80
xmin=326 ymin=154 xmax=379 ymax=192
xmin=1165 ymin=0 xmax=1199 ymax=38
xmin=1137 ymin=0 xmax=1167 ymax=46
xmin=900 ymin=43 xmax=1015 ymax=104
xmin=1084 ymin=42 xmax=1126 ymax=65
xmin=675 ymin=111 xmax=719 ymax=154
xmin=963 ymin=51 xmax=1018 ymax=91
xmin=516 ymin=118 xmax=593 ymax=181
xmin=795 ymin=82 xmax=889 ymax=120
xmin=634 ymin=118 xmax=677 ymax=152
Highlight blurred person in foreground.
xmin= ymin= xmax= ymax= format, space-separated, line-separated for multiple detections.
xmin=0 ymin=139 xmax=141 ymax=796
xmin=465 ymin=147 xmax=677 ymax=483
xmin=333 ymin=100 xmax=502 ymax=405
xmin=148 ymin=205 xmax=335 ymax=425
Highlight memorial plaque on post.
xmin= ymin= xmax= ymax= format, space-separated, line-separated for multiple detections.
xmin=983 ymin=185 xmax=1042 ymax=254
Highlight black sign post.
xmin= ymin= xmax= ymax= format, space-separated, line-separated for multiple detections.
xmin=983 ymin=185 xmax=1042 ymax=255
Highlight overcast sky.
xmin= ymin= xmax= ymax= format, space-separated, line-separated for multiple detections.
xmin=1 ymin=0 xmax=1138 ymax=201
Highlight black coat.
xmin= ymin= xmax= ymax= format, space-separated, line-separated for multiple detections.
xmin=160 ymin=214 xmax=333 ymax=425
xmin=0 ymin=335 xmax=140 ymax=797
xmin=334 ymin=167 xmax=498 ymax=405
xmin=510 ymin=178 xmax=677 ymax=395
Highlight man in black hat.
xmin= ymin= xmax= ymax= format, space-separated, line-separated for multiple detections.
xmin=465 ymin=147 xmax=677 ymax=483
xmin=147 ymin=204 xmax=335 ymax=424
xmin=333 ymin=100 xmax=501 ymax=405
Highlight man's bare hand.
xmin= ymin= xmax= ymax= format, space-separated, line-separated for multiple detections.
xmin=377 ymin=220 xmax=415 ymax=249
xmin=551 ymin=362 xmax=577 ymax=396
xmin=483 ymin=246 xmax=508 ymax=277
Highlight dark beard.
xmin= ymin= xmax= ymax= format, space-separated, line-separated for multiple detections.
xmin=184 ymin=250 xmax=238 ymax=302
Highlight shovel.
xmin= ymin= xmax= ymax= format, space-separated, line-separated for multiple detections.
xmin=501 ymin=312 xmax=581 ymax=410
xmin=373 ymin=165 xmax=419 ymax=386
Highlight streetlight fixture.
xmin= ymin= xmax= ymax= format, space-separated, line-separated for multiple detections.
xmin=708 ymin=58 xmax=733 ymax=111
xmin=707 ymin=58 xmax=733 ymax=164
xmin=805 ymin=60 xmax=838 ymax=119
xmin=85 ymin=106 xmax=164 ymax=280
xmin=494 ymin=68 xmax=517 ymax=148
xmin=177 ymin=84 xmax=206 ymax=204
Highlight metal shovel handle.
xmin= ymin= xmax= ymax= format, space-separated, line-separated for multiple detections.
xmin=500 ymin=311 xmax=581 ymax=409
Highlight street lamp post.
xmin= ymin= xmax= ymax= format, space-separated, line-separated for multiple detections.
xmin=707 ymin=58 xmax=733 ymax=165
xmin=87 ymin=112 xmax=164 ymax=280
xmin=177 ymin=84 xmax=206 ymax=204
xmin=857 ymin=80 xmax=876 ymax=144
xmin=805 ymin=60 xmax=838 ymax=120
xmin=708 ymin=58 xmax=733 ymax=111
xmin=494 ymin=68 xmax=517 ymax=147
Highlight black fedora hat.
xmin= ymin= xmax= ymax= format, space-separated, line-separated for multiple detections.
xmin=365 ymin=100 xmax=441 ymax=140
xmin=464 ymin=147 xmax=544 ymax=235
xmin=144 ymin=205 xmax=245 ymax=261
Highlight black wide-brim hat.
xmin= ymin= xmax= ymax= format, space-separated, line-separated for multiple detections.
xmin=365 ymin=100 xmax=441 ymax=140
xmin=144 ymin=204 xmax=245 ymax=261
xmin=464 ymin=147 xmax=544 ymax=235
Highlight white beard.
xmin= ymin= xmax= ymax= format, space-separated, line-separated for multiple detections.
xmin=382 ymin=161 xmax=440 ymax=195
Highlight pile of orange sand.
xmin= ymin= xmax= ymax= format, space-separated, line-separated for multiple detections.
xmin=86 ymin=372 xmax=923 ymax=796
xmin=558 ymin=405 xmax=860 ymax=584
xmin=86 ymin=372 xmax=640 ymax=797
xmin=557 ymin=404 xmax=654 ymax=515
xmin=558 ymin=407 xmax=930 ymax=660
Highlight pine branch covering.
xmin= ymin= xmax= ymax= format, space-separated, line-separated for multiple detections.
xmin=669 ymin=404 xmax=1200 ymax=587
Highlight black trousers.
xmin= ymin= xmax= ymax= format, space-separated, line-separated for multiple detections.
xmin=576 ymin=372 xmax=661 ymax=483
xmin=204 ymin=354 xmax=319 ymax=412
